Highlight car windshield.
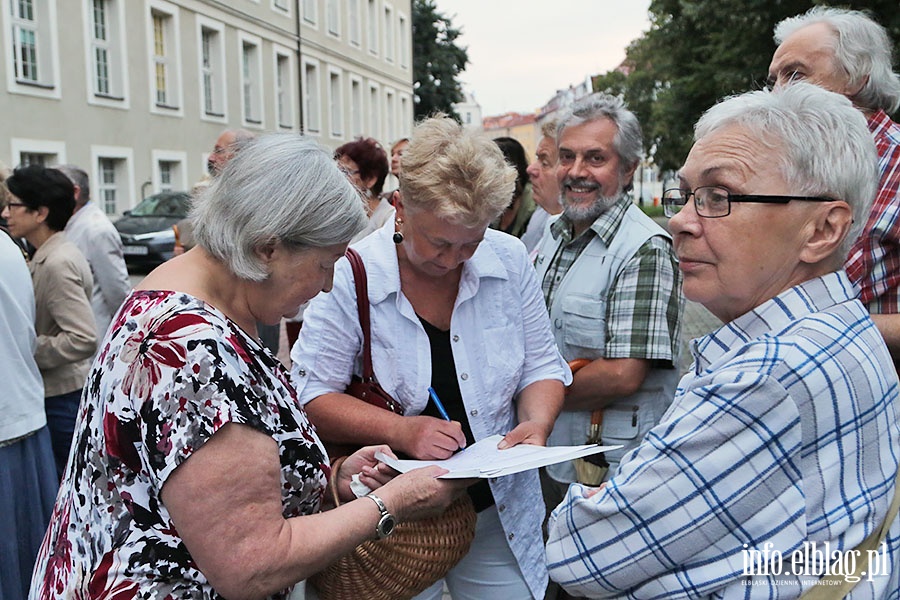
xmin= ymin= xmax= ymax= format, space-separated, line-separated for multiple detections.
xmin=129 ymin=193 xmax=190 ymax=217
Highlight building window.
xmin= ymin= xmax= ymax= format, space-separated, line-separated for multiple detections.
xmin=11 ymin=139 xmax=65 ymax=168
xmin=398 ymin=14 xmax=408 ymax=68
xmin=302 ymin=0 xmax=316 ymax=24
xmin=385 ymin=89 xmax=395 ymax=142
xmin=201 ymin=28 xmax=220 ymax=115
xmin=326 ymin=0 xmax=339 ymax=36
xmin=329 ymin=70 xmax=343 ymax=137
xmin=400 ymin=94 xmax=410 ymax=134
xmin=367 ymin=0 xmax=377 ymax=55
xmin=20 ymin=152 xmax=48 ymax=166
xmin=273 ymin=0 xmax=288 ymax=11
xmin=91 ymin=0 xmax=110 ymax=94
xmin=303 ymin=60 xmax=320 ymax=133
xmin=383 ymin=4 xmax=394 ymax=63
xmin=275 ymin=50 xmax=293 ymax=128
xmin=148 ymin=2 xmax=182 ymax=113
xmin=368 ymin=83 xmax=380 ymax=140
xmin=350 ymin=76 xmax=363 ymax=136
xmin=159 ymin=161 xmax=174 ymax=191
xmin=97 ymin=157 xmax=119 ymax=214
xmin=240 ymin=37 xmax=262 ymax=125
xmin=7 ymin=0 xmax=59 ymax=94
xmin=348 ymin=0 xmax=361 ymax=47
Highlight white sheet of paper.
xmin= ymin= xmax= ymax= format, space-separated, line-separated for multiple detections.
xmin=375 ymin=434 xmax=622 ymax=479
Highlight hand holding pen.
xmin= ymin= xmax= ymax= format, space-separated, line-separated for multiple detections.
xmin=428 ymin=387 xmax=466 ymax=453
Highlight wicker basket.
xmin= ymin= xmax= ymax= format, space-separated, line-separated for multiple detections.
xmin=310 ymin=460 xmax=477 ymax=600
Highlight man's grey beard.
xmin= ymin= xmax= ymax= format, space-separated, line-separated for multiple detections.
xmin=560 ymin=182 xmax=622 ymax=225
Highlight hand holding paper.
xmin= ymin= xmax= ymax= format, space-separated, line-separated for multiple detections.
xmin=375 ymin=435 xmax=621 ymax=479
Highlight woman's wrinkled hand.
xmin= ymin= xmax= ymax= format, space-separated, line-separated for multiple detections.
xmin=399 ymin=416 xmax=467 ymax=460
xmin=377 ymin=466 xmax=474 ymax=522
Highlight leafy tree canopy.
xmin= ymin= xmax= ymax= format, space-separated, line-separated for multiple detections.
xmin=594 ymin=0 xmax=900 ymax=172
xmin=412 ymin=0 xmax=470 ymax=120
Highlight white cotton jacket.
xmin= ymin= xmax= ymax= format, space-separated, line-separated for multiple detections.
xmin=292 ymin=221 xmax=571 ymax=600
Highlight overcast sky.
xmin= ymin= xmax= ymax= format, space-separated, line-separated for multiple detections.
xmin=433 ymin=1 xmax=653 ymax=117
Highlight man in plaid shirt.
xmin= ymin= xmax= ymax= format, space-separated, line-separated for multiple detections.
xmin=769 ymin=7 xmax=900 ymax=361
xmin=532 ymin=94 xmax=682 ymax=522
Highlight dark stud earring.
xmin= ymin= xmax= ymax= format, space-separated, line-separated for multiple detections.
xmin=393 ymin=231 xmax=404 ymax=244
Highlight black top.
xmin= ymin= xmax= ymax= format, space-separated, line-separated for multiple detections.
xmin=418 ymin=315 xmax=495 ymax=513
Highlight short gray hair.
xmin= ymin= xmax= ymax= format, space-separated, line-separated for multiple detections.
xmin=695 ymin=83 xmax=878 ymax=260
xmin=54 ymin=164 xmax=90 ymax=201
xmin=556 ymin=93 xmax=643 ymax=189
xmin=191 ymin=133 xmax=368 ymax=281
xmin=774 ymin=6 xmax=900 ymax=113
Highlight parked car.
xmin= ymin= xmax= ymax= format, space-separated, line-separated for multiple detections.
xmin=115 ymin=191 xmax=192 ymax=268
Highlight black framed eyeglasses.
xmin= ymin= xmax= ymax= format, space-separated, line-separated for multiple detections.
xmin=662 ymin=186 xmax=835 ymax=218
xmin=4 ymin=202 xmax=28 ymax=209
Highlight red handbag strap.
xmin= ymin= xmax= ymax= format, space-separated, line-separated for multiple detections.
xmin=345 ymin=248 xmax=375 ymax=382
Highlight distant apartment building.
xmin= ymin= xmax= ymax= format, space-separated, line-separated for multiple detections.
xmin=452 ymin=90 xmax=481 ymax=129
xmin=482 ymin=111 xmax=537 ymax=159
xmin=0 ymin=0 xmax=412 ymax=216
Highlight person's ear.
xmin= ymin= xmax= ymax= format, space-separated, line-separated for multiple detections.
xmin=393 ymin=192 xmax=405 ymax=217
xmin=362 ymin=174 xmax=378 ymax=192
xmin=35 ymin=205 xmax=50 ymax=225
xmin=254 ymin=240 xmax=278 ymax=265
xmin=799 ymin=201 xmax=852 ymax=264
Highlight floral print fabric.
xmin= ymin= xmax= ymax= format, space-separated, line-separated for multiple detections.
xmin=30 ymin=290 xmax=329 ymax=599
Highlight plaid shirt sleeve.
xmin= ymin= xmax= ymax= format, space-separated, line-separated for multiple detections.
xmin=604 ymin=235 xmax=683 ymax=363
xmin=546 ymin=371 xmax=807 ymax=598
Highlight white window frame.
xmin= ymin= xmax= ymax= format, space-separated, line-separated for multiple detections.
xmin=383 ymin=3 xmax=394 ymax=63
xmin=238 ymin=31 xmax=264 ymax=128
xmin=196 ymin=16 xmax=227 ymax=123
xmin=368 ymin=81 xmax=381 ymax=141
xmin=384 ymin=88 xmax=396 ymax=143
xmin=3 ymin=0 xmax=61 ymax=99
xmin=90 ymin=145 xmax=135 ymax=215
xmin=273 ymin=45 xmax=296 ymax=130
xmin=82 ymin=0 xmax=128 ymax=108
xmin=347 ymin=0 xmax=361 ymax=47
xmin=328 ymin=67 xmax=343 ymax=138
xmin=10 ymin=138 xmax=66 ymax=167
xmin=146 ymin=0 xmax=183 ymax=117
xmin=302 ymin=57 xmax=321 ymax=135
xmin=398 ymin=12 xmax=409 ymax=69
xmin=151 ymin=150 xmax=187 ymax=193
xmin=325 ymin=0 xmax=340 ymax=37
xmin=400 ymin=92 xmax=411 ymax=138
xmin=301 ymin=0 xmax=317 ymax=27
xmin=366 ymin=0 xmax=378 ymax=55
xmin=272 ymin=0 xmax=289 ymax=13
xmin=349 ymin=74 xmax=363 ymax=137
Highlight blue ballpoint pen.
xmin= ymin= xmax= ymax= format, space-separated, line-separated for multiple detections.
xmin=428 ymin=386 xmax=465 ymax=451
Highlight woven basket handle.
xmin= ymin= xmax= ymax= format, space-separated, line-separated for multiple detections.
xmin=329 ymin=456 xmax=349 ymax=507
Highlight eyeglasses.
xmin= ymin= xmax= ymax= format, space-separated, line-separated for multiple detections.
xmin=662 ymin=186 xmax=835 ymax=218
xmin=5 ymin=202 xmax=28 ymax=209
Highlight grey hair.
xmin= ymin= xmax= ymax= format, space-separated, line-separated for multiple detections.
xmin=54 ymin=164 xmax=90 ymax=201
xmin=540 ymin=119 xmax=557 ymax=140
xmin=695 ymin=83 xmax=877 ymax=260
xmin=774 ymin=6 xmax=900 ymax=113
xmin=556 ymin=93 xmax=643 ymax=190
xmin=191 ymin=133 xmax=368 ymax=281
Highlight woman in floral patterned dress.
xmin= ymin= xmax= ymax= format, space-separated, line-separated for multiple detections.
xmin=29 ymin=133 xmax=466 ymax=600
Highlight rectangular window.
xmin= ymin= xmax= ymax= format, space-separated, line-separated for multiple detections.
xmin=21 ymin=152 xmax=47 ymax=166
xmin=368 ymin=83 xmax=380 ymax=140
xmin=367 ymin=0 xmax=377 ymax=54
xmin=348 ymin=0 xmax=361 ymax=47
xmin=329 ymin=70 xmax=343 ymax=137
xmin=400 ymin=94 xmax=410 ymax=134
xmin=383 ymin=5 xmax=394 ymax=63
xmin=276 ymin=52 xmax=292 ymax=128
xmin=273 ymin=0 xmax=288 ymax=10
xmin=153 ymin=13 xmax=168 ymax=105
xmin=385 ymin=89 xmax=395 ymax=142
xmin=201 ymin=30 xmax=214 ymax=113
xmin=326 ymin=0 xmax=339 ymax=36
xmin=350 ymin=77 xmax=363 ymax=136
xmin=11 ymin=0 xmax=39 ymax=81
xmin=302 ymin=0 xmax=316 ymax=24
xmin=12 ymin=139 xmax=65 ymax=168
xmin=158 ymin=160 xmax=178 ymax=191
xmin=241 ymin=41 xmax=261 ymax=123
xmin=98 ymin=157 xmax=118 ymax=214
xmin=197 ymin=18 xmax=225 ymax=120
xmin=303 ymin=61 xmax=320 ymax=133
xmin=147 ymin=1 xmax=181 ymax=114
xmin=398 ymin=14 xmax=408 ymax=68
xmin=91 ymin=0 xmax=109 ymax=93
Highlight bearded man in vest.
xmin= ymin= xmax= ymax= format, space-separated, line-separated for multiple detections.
xmin=535 ymin=93 xmax=683 ymax=520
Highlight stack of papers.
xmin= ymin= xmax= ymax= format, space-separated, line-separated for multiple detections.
xmin=375 ymin=434 xmax=621 ymax=479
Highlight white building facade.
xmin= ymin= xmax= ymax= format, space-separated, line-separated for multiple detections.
xmin=0 ymin=0 xmax=412 ymax=216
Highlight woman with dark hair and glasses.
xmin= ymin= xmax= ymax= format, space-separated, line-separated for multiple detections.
xmin=1 ymin=165 xmax=96 ymax=479
xmin=335 ymin=137 xmax=393 ymax=241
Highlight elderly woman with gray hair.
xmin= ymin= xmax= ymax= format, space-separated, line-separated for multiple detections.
xmin=30 ymin=134 xmax=466 ymax=600
xmin=292 ymin=115 xmax=571 ymax=600
xmin=547 ymin=83 xmax=900 ymax=597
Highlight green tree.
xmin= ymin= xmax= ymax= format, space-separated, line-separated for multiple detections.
xmin=412 ymin=0 xmax=469 ymax=120
xmin=597 ymin=0 xmax=900 ymax=172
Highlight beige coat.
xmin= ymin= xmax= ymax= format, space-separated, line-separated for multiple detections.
xmin=30 ymin=231 xmax=97 ymax=397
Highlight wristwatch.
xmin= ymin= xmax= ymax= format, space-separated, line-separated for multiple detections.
xmin=366 ymin=493 xmax=396 ymax=539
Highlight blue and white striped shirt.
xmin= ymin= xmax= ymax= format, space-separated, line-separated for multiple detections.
xmin=547 ymin=271 xmax=900 ymax=599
